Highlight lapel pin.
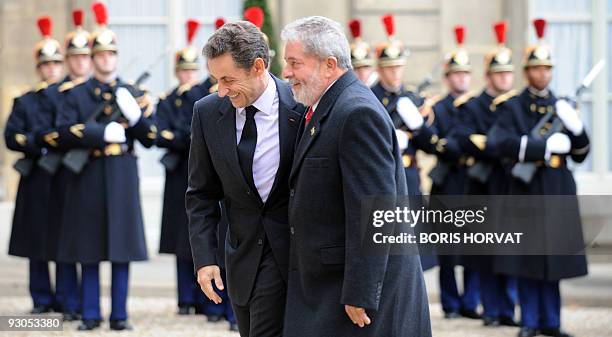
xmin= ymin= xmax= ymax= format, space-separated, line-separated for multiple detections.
xmin=289 ymin=118 xmax=296 ymax=124
xmin=310 ymin=126 xmax=316 ymax=136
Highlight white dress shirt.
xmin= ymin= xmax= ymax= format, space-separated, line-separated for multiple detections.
xmin=235 ymin=74 xmax=279 ymax=203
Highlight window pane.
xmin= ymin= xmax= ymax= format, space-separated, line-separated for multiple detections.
xmin=108 ymin=0 xmax=167 ymax=17
xmin=184 ymin=0 xmax=242 ymax=20
xmin=533 ymin=0 xmax=591 ymax=16
xmin=530 ymin=23 xmax=593 ymax=97
xmin=569 ymin=101 xmax=593 ymax=172
xmin=608 ymin=24 xmax=612 ymax=91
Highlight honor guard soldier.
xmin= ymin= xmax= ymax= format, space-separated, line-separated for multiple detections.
xmin=400 ymin=25 xmax=481 ymax=320
xmin=371 ymin=14 xmax=438 ymax=272
xmin=35 ymin=9 xmax=93 ymax=321
xmin=157 ymin=17 xmax=205 ymax=317
xmin=5 ymin=15 xmax=64 ymax=315
xmin=371 ymin=14 xmax=425 ymax=195
xmin=455 ymin=21 xmax=518 ymax=328
xmin=158 ymin=18 xmax=237 ymax=331
xmin=348 ymin=19 xmax=376 ymax=85
xmin=489 ymin=19 xmax=589 ymax=337
xmin=54 ymin=1 xmax=156 ymax=331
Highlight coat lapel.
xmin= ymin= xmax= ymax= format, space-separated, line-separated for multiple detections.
xmin=289 ymin=71 xmax=358 ymax=185
xmin=267 ymin=76 xmax=302 ymax=202
xmin=216 ymin=98 xmax=261 ymax=204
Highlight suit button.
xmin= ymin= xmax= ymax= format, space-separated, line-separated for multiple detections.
xmin=257 ymin=238 xmax=263 ymax=245
xmin=290 ymin=189 xmax=295 ymax=197
xmin=246 ymin=190 xmax=251 ymax=196
xmin=290 ymin=226 xmax=295 ymax=235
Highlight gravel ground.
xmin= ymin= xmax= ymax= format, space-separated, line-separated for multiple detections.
xmin=0 ymin=297 xmax=611 ymax=337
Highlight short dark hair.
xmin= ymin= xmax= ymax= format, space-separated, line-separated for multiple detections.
xmin=202 ymin=20 xmax=269 ymax=69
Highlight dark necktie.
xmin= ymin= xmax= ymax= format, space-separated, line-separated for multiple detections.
xmin=237 ymin=105 xmax=259 ymax=196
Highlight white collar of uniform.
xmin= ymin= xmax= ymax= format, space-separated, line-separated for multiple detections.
xmin=237 ymin=72 xmax=276 ymax=116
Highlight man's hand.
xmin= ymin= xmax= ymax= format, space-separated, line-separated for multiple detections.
xmin=196 ymin=265 xmax=224 ymax=304
xmin=345 ymin=305 xmax=371 ymax=328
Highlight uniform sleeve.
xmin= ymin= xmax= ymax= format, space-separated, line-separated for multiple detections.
xmin=338 ymin=106 xmax=398 ymax=311
xmin=4 ymin=97 xmax=41 ymax=156
xmin=568 ymin=128 xmax=590 ymax=163
xmin=155 ymin=97 xmax=190 ymax=151
xmin=126 ymin=89 xmax=157 ymax=148
xmin=489 ymin=102 xmax=547 ymax=162
xmin=185 ymin=101 xmax=224 ymax=272
xmin=411 ymin=105 xmax=463 ymax=161
xmin=56 ymin=89 xmax=107 ymax=149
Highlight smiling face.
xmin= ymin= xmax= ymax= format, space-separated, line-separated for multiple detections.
xmin=207 ymin=52 xmax=267 ymax=109
xmin=282 ymin=40 xmax=332 ymax=106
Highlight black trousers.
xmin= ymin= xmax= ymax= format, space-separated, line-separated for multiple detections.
xmin=232 ymin=240 xmax=286 ymax=337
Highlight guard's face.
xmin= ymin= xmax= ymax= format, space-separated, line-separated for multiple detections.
xmin=525 ymin=65 xmax=552 ymax=91
xmin=66 ymin=54 xmax=92 ymax=78
xmin=377 ymin=65 xmax=404 ymax=90
xmin=37 ymin=61 xmax=63 ymax=83
xmin=445 ymin=71 xmax=471 ymax=94
xmin=208 ymin=53 xmax=266 ymax=109
xmin=282 ymin=40 xmax=328 ymax=106
xmin=92 ymin=51 xmax=118 ymax=75
xmin=175 ymin=68 xmax=199 ymax=86
xmin=354 ymin=66 xmax=374 ymax=85
xmin=487 ymin=71 xmax=514 ymax=93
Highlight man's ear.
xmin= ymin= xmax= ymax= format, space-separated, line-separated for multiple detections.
xmin=253 ymin=58 xmax=266 ymax=75
xmin=326 ymin=56 xmax=338 ymax=71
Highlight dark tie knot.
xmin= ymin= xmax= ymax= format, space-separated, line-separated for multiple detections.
xmin=245 ymin=105 xmax=258 ymax=119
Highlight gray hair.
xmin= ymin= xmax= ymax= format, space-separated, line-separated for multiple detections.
xmin=202 ymin=20 xmax=269 ymax=69
xmin=281 ymin=16 xmax=352 ymax=70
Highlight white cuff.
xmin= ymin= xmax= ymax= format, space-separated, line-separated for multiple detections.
xmin=518 ymin=135 xmax=528 ymax=163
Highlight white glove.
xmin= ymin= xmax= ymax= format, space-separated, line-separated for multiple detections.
xmin=555 ymin=100 xmax=583 ymax=136
xmin=395 ymin=129 xmax=409 ymax=151
xmin=396 ymin=97 xmax=424 ymax=130
xmin=116 ymin=87 xmax=142 ymax=126
xmin=545 ymin=132 xmax=571 ymax=160
xmin=104 ymin=122 xmax=127 ymax=143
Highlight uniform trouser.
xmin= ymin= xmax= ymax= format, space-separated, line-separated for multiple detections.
xmin=479 ymin=271 xmax=517 ymax=319
xmin=439 ymin=259 xmax=480 ymax=313
xmin=81 ymin=263 xmax=129 ymax=321
xmin=232 ymin=240 xmax=285 ymax=337
xmin=56 ymin=263 xmax=80 ymax=313
xmin=518 ymin=278 xmax=561 ymax=329
xmin=29 ymin=259 xmax=54 ymax=307
xmin=176 ymin=257 xmax=206 ymax=308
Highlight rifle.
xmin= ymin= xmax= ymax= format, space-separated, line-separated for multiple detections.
xmin=511 ymin=59 xmax=605 ymax=184
xmin=467 ymin=161 xmax=493 ymax=184
xmin=13 ymin=157 xmax=35 ymax=176
xmin=62 ymin=50 xmax=168 ymax=174
xmin=415 ymin=59 xmax=443 ymax=95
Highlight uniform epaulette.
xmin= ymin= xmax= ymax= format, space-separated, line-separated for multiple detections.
xmin=453 ymin=91 xmax=477 ymax=108
xmin=177 ymin=83 xmax=193 ymax=96
xmin=34 ymin=81 xmax=49 ymax=92
xmin=421 ymin=94 xmax=443 ymax=126
xmin=158 ymin=92 xmax=167 ymax=100
xmin=492 ymin=89 xmax=517 ymax=107
xmin=209 ymin=83 xmax=219 ymax=94
xmin=60 ymin=78 xmax=87 ymax=92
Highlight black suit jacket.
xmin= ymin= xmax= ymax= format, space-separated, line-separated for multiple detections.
xmin=186 ymin=75 xmax=304 ymax=306
xmin=284 ymin=71 xmax=431 ymax=336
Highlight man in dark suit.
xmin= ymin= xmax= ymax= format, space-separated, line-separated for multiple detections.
xmin=280 ymin=16 xmax=431 ymax=337
xmin=186 ymin=21 xmax=303 ymax=337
